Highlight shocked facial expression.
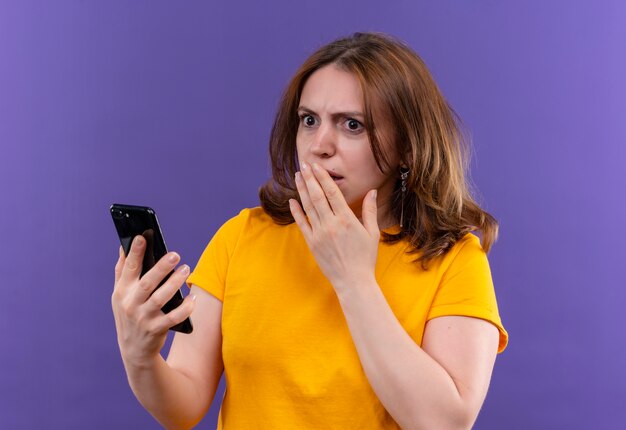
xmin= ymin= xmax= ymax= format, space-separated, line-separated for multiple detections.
xmin=296 ymin=64 xmax=400 ymax=222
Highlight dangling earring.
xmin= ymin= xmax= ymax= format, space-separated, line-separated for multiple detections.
xmin=399 ymin=167 xmax=410 ymax=228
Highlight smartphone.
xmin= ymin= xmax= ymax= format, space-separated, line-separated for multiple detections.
xmin=110 ymin=204 xmax=193 ymax=334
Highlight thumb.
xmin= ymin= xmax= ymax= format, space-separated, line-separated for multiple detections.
xmin=114 ymin=245 xmax=125 ymax=285
xmin=361 ymin=189 xmax=379 ymax=237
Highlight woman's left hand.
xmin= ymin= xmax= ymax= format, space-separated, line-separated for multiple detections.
xmin=289 ymin=162 xmax=380 ymax=292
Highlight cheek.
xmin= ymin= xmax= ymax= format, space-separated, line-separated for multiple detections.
xmin=295 ymin=129 xmax=310 ymax=156
xmin=347 ymin=147 xmax=381 ymax=177
xmin=295 ymin=138 xmax=304 ymax=163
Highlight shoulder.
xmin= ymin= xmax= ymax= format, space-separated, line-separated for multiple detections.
xmin=215 ymin=206 xmax=287 ymax=241
xmin=244 ymin=206 xmax=275 ymax=224
xmin=218 ymin=206 xmax=272 ymax=229
xmin=230 ymin=206 xmax=281 ymax=230
xmin=427 ymin=233 xmax=507 ymax=352
xmin=193 ymin=207 xmax=280 ymax=267
xmin=448 ymin=233 xmax=485 ymax=259
xmin=444 ymin=233 xmax=486 ymax=262
xmin=438 ymin=233 xmax=491 ymax=280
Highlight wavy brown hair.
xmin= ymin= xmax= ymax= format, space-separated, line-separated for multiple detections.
xmin=259 ymin=32 xmax=498 ymax=269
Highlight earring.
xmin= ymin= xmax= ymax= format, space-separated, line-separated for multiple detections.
xmin=399 ymin=167 xmax=409 ymax=228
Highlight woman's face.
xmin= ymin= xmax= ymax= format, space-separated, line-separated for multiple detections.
xmin=296 ymin=64 xmax=400 ymax=224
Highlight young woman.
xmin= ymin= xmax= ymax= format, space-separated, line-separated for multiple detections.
xmin=112 ymin=32 xmax=508 ymax=429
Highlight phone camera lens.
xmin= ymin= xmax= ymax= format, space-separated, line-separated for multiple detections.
xmin=112 ymin=209 xmax=124 ymax=219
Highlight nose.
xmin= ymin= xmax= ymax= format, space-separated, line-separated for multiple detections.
xmin=309 ymin=123 xmax=336 ymax=158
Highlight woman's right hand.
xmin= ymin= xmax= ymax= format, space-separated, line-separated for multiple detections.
xmin=111 ymin=235 xmax=196 ymax=369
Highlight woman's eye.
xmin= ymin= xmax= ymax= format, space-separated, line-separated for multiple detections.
xmin=301 ymin=115 xmax=316 ymax=127
xmin=346 ymin=119 xmax=363 ymax=131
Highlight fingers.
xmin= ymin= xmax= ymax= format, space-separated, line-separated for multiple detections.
xmin=298 ymin=162 xmax=336 ymax=223
xmin=114 ymin=246 xmax=125 ymax=285
xmin=130 ymin=251 xmax=181 ymax=304
xmin=295 ymin=169 xmax=320 ymax=227
xmin=153 ymin=294 xmax=196 ymax=334
xmin=118 ymin=235 xmax=146 ymax=287
xmin=310 ymin=163 xmax=350 ymax=216
xmin=295 ymin=162 xmax=351 ymax=225
xmin=144 ymin=263 xmax=189 ymax=312
xmin=361 ymin=189 xmax=380 ymax=237
xmin=289 ymin=198 xmax=312 ymax=238
xmin=144 ymin=266 xmax=195 ymax=332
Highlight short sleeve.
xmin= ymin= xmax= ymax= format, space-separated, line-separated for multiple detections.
xmin=427 ymin=234 xmax=508 ymax=353
xmin=185 ymin=209 xmax=249 ymax=302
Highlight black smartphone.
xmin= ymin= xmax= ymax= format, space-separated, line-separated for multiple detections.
xmin=110 ymin=204 xmax=193 ymax=334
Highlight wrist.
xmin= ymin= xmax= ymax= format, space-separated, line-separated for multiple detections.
xmin=122 ymin=350 xmax=162 ymax=375
xmin=333 ymin=273 xmax=378 ymax=302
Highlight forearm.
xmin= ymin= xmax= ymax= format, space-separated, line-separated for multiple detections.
xmin=335 ymin=278 xmax=471 ymax=430
xmin=124 ymin=355 xmax=208 ymax=430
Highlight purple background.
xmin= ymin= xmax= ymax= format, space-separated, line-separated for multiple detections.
xmin=1 ymin=1 xmax=625 ymax=428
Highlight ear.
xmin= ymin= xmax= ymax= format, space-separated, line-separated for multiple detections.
xmin=398 ymin=153 xmax=410 ymax=171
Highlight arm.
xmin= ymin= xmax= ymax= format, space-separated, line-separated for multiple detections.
xmin=289 ymin=163 xmax=500 ymax=429
xmin=335 ymin=279 xmax=499 ymax=429
xmin=126 ymin=287 xmax=223 ymax=430
xmin=166 ymin=286 xmax=224 ymax=427
xmin=112 ymin=238 xmax=223 ymax=430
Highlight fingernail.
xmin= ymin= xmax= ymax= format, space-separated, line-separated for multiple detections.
xmin=301 ymin=162 xmax=308 ymax=171
xmin=295 ymin=172 xmax=302 ymax=182
xmin=134 ymin=236 xmax=144 ymax=248
xmin=191 ymin=294 xmax=197 ymax=301
xmin=178 ymin=264 xmax=189 ymax=274
xmin=372 ymin=189 xmax=377 ymax=200
xmin=168 ymin=252 xmax=179 ymax=263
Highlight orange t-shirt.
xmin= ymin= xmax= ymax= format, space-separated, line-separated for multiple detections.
xmin=187 ymin=207 xmax=508 ymax=429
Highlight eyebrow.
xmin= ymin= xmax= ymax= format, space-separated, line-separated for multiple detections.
xmin=298 ymin=105 xmax=365 ymax=120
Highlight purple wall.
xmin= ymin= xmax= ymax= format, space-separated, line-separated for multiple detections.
xmin=1 ymin=1 xmax=625 ymax=428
